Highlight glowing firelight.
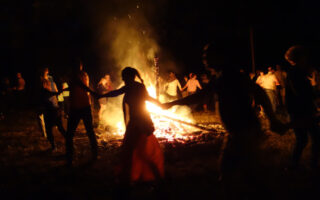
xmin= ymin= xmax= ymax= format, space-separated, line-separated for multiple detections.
xmin=107 ymin=84 xmax=198 ymax=142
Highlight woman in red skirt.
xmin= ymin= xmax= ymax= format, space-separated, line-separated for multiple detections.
xmin=100 ymin=67 xmax=164 ymax=186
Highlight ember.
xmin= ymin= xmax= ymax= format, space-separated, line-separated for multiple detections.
xmin=97 ymin=84 xmax=225 ymax=144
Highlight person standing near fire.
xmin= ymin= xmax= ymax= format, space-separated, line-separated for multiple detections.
xmin=164 ymin=71 xmax=182 ymax=101
xmin=162 ymin=42 xmax=287 ymax=199
xmin=97 ymin=74 xmax=113 ymax=129
xmin=181 ymin=73 xmax=202 ymax=96
xmin=284 ymin=45 xmax=320 ymax=169
xmin=65 ymin=60 xmax=99 ymax=166
xmin=256 ymin=67 xmax=280 ymax=112
xmin=99 ymin=67 xmax=164 ymax=198
xmin=39 ymin=67 xmax=66 ymax=151
xmin=13 ymin=72 xmax=26 ymax=109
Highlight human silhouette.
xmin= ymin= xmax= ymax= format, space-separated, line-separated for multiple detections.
xmin=284 ymin=45 xmax=320 ymax=169
xmin=39 ymin=68 xmax=66 ymax=151
xmin=162 ymin=42 xmax=287 ymax=199
xmin=65 ymin=60 xmax=99 ymax=166
xmin=100 ymin=67 xmax=164 ymax=196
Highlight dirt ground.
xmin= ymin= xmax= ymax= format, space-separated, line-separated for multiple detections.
xmin=0 ymin=108 xmax=319 ymax=200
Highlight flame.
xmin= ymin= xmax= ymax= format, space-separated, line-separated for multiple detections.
xmin=97 ymin=15 xmax=203 ymax=143
xmin=104 ymin=84 xmax=197 ymax=142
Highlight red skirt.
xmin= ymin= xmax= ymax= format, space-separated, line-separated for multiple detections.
xmin=116 ymin=123 xmax=164 ymax=183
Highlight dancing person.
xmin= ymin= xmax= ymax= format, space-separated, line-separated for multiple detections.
xmin=14 ymin=72 xmax=25 ymax=92
xmin=164 ymin=71 xmax=182 ymax=101
xmin=40 ymin=68 xmax=66 ymax=151
xmin=65 ymin=60 xmax=99 ymax=166
xmin=181 ymin=73 xmax=202 ymax=96
xmin=162 ymin=42 xmax=287 ymax=199
xmin=200 ymin=73 xmax=210 ymax=112
xmin=256 ymin=67 xmax=280 ymax=112
xmin=99 ymin=67 xmax=164 ymax=195
xmin=97 ymin=74 xmax=113 ymax=128
xmin=284 ymin=45 xmax=320 ymax=169
xmin=13 ymin=72 xmax=26 ymax=108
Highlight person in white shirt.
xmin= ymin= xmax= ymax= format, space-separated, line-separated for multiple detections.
xmin=164 ymin=71 xmax=182 ymax=101
xmin=182 ymin=73 xmax=202 ymax=95
xmin=257 ymin=67 xmax=280 ymax=112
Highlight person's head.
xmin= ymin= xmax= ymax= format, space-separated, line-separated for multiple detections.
xmin=41 ymin=68 xmax=49 ymax=79
xmin=121 ymin=67 xmax=143 ymax=85
xmin=189 ymin=73 xmax=196 ymax=79
xmin=268 ymin=66 xmax=274 ymax=73
xmin=276 ymin=64 xmax=282 ymax=71
xmin=202 ymin=39 xmax=243 ymax=73
xmin=184 ymin=75 xmax=188 ymax=81
xmin=16 ymin=72 xmax=22 ymax=78
xmin=259 ymin=70 xmax=264 ymax=76
xmin=104 ymin=74 xmax=111 ymax=82
xmin=168 ymin=71 xmax=176 ymax=80
xmin=285 ymin=45 xmax=310 ymax=68
xmin=201 ymin=73 xmax=208 ymax=80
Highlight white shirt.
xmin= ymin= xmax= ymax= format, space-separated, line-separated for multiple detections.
xmin=185 ymin=79 xmax=201 ymax=93
xmin=165 ymin=79 xmax=181 ymax=96
xmin=258 ymin=72 xmax=279 ymax=90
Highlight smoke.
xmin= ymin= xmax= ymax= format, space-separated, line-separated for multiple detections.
xmin=96 ymin=4 xmax=160 ymax=132
xmin=90 ymin=1 xmax=190 ymax=132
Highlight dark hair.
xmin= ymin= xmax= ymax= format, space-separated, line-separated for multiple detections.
xmin=202 ymin=40 xmax=243 ymax=71
xmin=121 ymin=67 xmax=144 ymax=84
xmin=284 ymin=45 xmax=309 ymax=65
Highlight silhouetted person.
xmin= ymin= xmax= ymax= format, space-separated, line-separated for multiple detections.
xmin=200 ymin=73 xmax=210 ymax=112
xmin=13 ymin=72 xmax=26 ymax=109
xmin=284 ymin=45 xmax=320 ymax=169
xmin=97 ymin=74 xmax=113 ymax=128
xmin=100 ymin=67 xmax=164 ymax=198
xmin=162 ymin=42 xmax=286 ymax=199
xmin=65 ymin=61 xmax=98 ymax=166
xmin=40 ymin=68 xmax=66 ymax=151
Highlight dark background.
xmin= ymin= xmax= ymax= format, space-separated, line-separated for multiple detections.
xmin=1 ymin=0 xmax=320 ymax=87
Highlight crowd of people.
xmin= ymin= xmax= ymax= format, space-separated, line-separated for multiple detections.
xmin=1 ymin=44 xmax=320 ymax=199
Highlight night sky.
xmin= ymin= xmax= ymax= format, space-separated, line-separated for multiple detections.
xmin=1 ymin=0 xmax=320 ymax=85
